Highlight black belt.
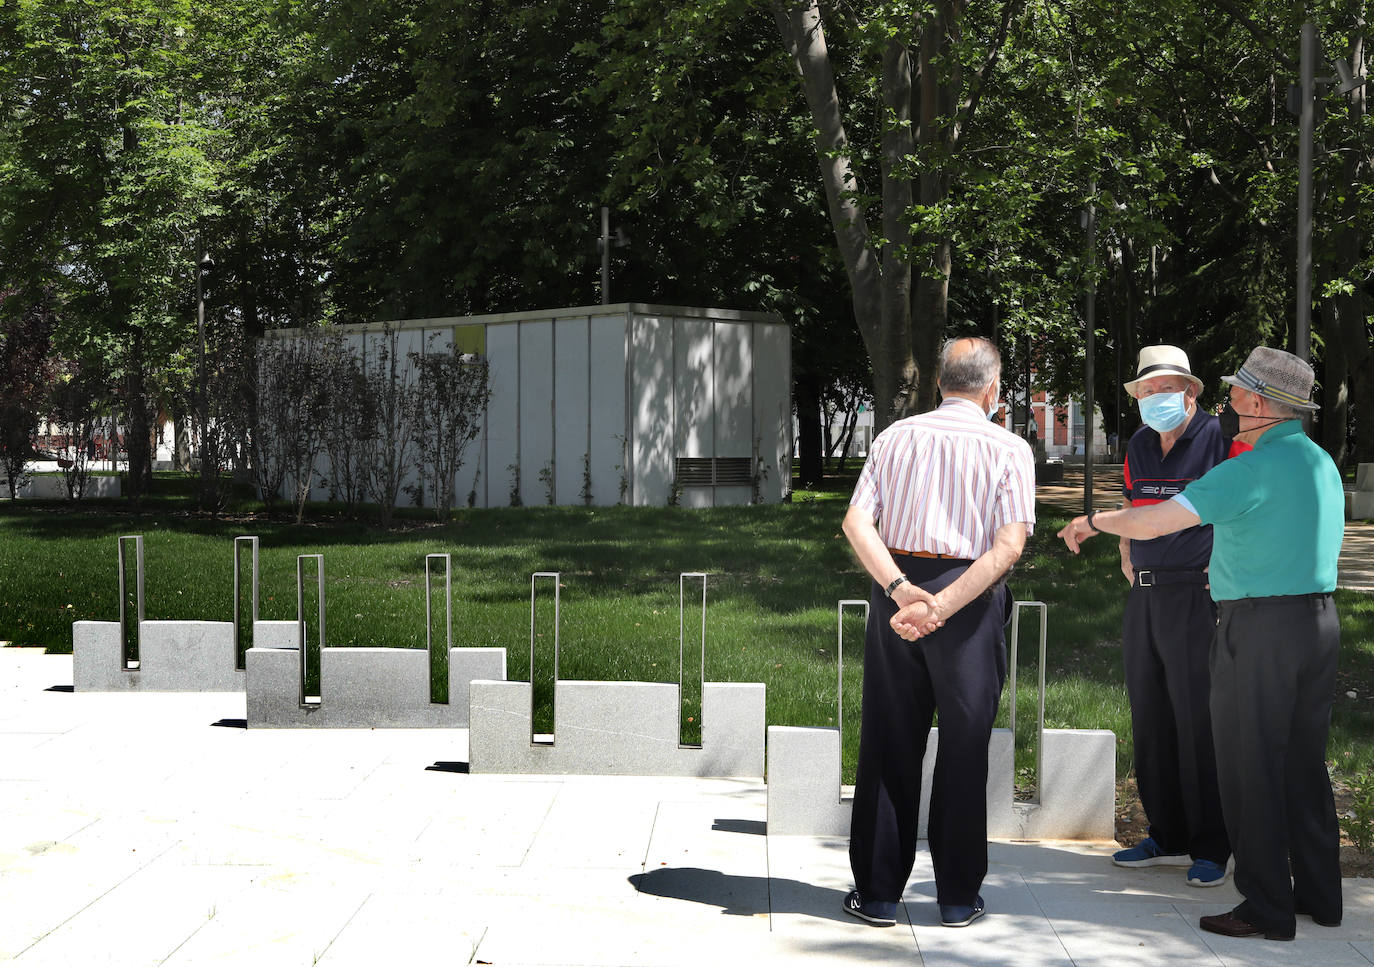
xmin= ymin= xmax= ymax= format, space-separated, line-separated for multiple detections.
xmin=1134 ymin=568 xmax=1208 ymax=588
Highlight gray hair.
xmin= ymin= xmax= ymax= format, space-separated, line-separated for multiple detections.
xmin=1260 ymin=397 xmax=1304 ymax=420
xmin=937 ymin=337 xmax=1002 ymax=394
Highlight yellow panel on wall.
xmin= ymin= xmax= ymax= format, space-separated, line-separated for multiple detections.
xmin=452 ymin=325 xmax=486 ymax=355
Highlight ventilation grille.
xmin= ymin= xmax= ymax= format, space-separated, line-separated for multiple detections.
xmin=675 ymin=457 xmax=753 ymax=487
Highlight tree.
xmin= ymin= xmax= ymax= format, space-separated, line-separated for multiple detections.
xmin=409 ymin=338 xmax=491 ymax=520
xmin=362 ymin=325 xmax=420 ymax=527
xmin=253 ymin=331 xmax=330 ymax=522
xmin=0 ymin=294 xmax=58 ymax=498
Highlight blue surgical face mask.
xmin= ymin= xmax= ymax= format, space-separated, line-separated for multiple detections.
xmin=1138 ymin=391 xmax=1188 ymax=432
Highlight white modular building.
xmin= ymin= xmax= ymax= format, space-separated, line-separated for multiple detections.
xmin=262 ymin=303 xmax=792 ymax=508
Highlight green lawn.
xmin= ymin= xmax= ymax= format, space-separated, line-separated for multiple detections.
xmin=3 ymin=471 xmax=1372 ymax=787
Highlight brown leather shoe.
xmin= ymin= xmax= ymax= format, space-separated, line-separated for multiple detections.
xmin=1199 ymin=912 xmax=1294 ymax=941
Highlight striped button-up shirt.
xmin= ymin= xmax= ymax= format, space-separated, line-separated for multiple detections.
xmin=850 ymin=397 xmax=1036 ymax=559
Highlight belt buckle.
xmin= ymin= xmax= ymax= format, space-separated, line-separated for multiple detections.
xmin=1138 ymin=570 xmax=1155 ymax=587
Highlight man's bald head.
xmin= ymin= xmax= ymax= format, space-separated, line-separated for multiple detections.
xmin=938 ymin=337 xmax=1001 ymax=396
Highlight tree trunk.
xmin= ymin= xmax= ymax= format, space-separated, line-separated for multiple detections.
xmin=776 ymin=0 xmax=1010 ymax=428
xmin=794 ymin=375 xmax=824 ymax=487
xmin=1321 ymin=31 xmax=1369 ymax=466
xmin=124 ymin=332 xmax=151 ymax=502
xmin=173 ymin=416 xmax=191 ymax=471
xmin=774 ymin=0 xmax=914 ymax=431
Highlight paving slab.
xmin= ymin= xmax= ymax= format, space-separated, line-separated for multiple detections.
xmin=4 ymin=645 xmax=1374 ymax=967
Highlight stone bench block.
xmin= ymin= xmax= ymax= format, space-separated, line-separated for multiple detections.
xmin=468 ymin=679 xmax=766 ymax=777
xmin=1357 ymin=463 xmax=1374 ymax=491
xmin=1348 ymin=489 xmax=1374 ymax=520
xmin=701 ymin=682 xmax=766 ymax=777
xmin=17 ymin=476 xmax=121 ymax=499
xmin=556 ymin=681 xmax=682 ymax=772
xmin=72 ymin=620 xmax=133 ymax=691
xmin=468 ymin=680 xmax=542 ymax=774
xmin=765 ymin=726 xmax=1024 ymax=839
xmin=138 ymin=621 xmax=242 ymax=691
xmin=1010 ymin=729 xmax=1116 ymax=841
xmin=766 ymin=726 xmax=849 ymax=836
xmin=73 ymin=620 xmax=242 ymax=692
xmin=253 ymin=620 xmax=300 ymax=650
xmin=246 ymin=631 xmax=506 ymax=728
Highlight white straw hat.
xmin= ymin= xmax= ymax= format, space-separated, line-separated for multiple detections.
xmin=1123 ymin=345 xmax=1204 ymax=396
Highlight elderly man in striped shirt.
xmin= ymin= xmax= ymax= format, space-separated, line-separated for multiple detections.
xmin=841 ymin=336 xmax=1036 ymax=930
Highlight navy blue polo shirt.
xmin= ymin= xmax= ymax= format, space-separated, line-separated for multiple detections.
xmin=1122 ymin=410 xmax=1238 ymax=570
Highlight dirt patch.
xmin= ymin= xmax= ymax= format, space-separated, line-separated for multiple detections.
xmin=1114 ymin=776 xmax=1374 ymax=878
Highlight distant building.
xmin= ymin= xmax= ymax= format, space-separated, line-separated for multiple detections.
xmin=262 ymin=303 xmax=792 ymax=508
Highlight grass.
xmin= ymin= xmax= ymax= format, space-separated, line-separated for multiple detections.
xmin=3 ymin=468 xmax=1373 ymax=787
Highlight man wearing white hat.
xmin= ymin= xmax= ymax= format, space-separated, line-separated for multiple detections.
xmin=1110 ymin=346 xmax=1238 ymax=888
xmin=1058 ymin=346 xmax=1344 ymax=942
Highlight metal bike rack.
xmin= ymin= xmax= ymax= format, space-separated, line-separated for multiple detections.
xmin=425 ymin=553 xmax=452 ymax=704
xmin=296 ymin=554 xmax=325 ymax=707
xmin=679 ymin=573 xmax=708 ymax=748
xmin=1008 ymin=600 xmax=1048 ymax=805
xmin=836 ymin=599 xmax=869 ymax=760
xmin=232 ymin=536 xmax=259 ymax=670
xmin=117 ymin=535 xmax=145 ymax=669
xmin=530 ymin=571 xmax=560 ymax=743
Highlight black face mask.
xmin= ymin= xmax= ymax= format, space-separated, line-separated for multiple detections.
xmin=1218 ymin=402 xmax=1240 ymax=438
xmin=1219 ymin=401 xmax=1285 ymax=439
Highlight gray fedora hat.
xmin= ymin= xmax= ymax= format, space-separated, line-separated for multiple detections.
xmin=1221 ymin=346 xmax=1319 ymax=412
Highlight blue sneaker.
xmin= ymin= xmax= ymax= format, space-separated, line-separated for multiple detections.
xmin=940 ymin=895 xmax=986 ymax=927
xmin=843 ymin=889 xmax=897 ymax=926
xmin=1112 ymin=836 xmax=1190 ymax=868
xmin=1187 ymin=858 xmax=1229 ymax=887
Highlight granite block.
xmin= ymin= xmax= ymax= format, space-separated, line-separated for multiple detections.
xmin=556 ymin=681 xmax=681 ymax=773
xmin=469 ymin=680 xmax=542 ymax=773
xmin=246 ymin=642 xmax=508 ymax=729
xmin=245 ymin=645 xmax=314 ymax=728
xmin=1357 ymin=463 xmax=1374 ymax=491
xmin=1012 ymin=729 xmax=1116 ymax=840
xmin=766 ymin=726 xmax=1019 ymax=838
xmin=699 ymin=682 xmax=765 ymax=777
xmin=72 ymin=620 xmax=134 ymax=692
xmin=765 ymin=726 xmax=848 ymax=835
xmin=137 ymin=621 xmax=243 ymax=691
xmin=253 ymin=620 xmax=301 ymax=650
xmin=468 ymin=679 xmax=766 ymax=777
xmin=445 ymin=649 xmax=506 ymax=725
xmin=1350 ymin=489 xmax=1374 ymax=520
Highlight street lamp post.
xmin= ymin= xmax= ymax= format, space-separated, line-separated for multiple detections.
xmin=597 ymin=207 xmax=629 ymax=305
xmin=195 ymin=245 xmax=213 ymax=496
xmin=1083 ymin=182 xmax=1097 ymax=515
xmin=1296 ymin=23 xmax=1317 ymax=363
xmin=1294 ymin=21 xmax=1366 ymax=363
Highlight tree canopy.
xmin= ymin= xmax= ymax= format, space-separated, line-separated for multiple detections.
xmin=1 ymin=0 xmax=1370 ymax=480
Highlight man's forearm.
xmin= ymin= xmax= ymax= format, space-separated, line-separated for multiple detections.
xmin=923 ymin=524 xmax=1026 ymax=620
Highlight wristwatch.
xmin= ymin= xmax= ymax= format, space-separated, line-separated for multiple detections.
xmin=1086 ymin=509 xmax=1101 ymax=533
xmin=884 ymin=575 xmax=909 ymax=598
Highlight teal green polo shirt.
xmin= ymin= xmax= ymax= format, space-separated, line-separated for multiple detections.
xmin=1176 ymin=420 xmax=1344 ymax=601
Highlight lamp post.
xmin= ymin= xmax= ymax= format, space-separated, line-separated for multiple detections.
xmin=597 ymin=207 xmax=628 ymax=305
xmin=195 ymin=245 xmax=213 ymax=493
xmin=1083 ymin=182 xmax=1097 ymax=514
xmin=1294 ymin=21 xmax=1366 ymax=363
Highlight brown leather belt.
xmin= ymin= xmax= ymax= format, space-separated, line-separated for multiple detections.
xmin=888 ymin=547 xmax=957 ymax=559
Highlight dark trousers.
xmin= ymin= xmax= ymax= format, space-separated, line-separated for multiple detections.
xmin=1121 ymin=581 xmax=1229 ymax=864
xmin=848 ymin=556 xmax=1008 ymax=907
xmin=1210 ymin=594 xmax=1342 ymax=936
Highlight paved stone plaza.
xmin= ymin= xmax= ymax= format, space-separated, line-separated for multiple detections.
xmin=3 ymin=646 xmax=1374 ymax=966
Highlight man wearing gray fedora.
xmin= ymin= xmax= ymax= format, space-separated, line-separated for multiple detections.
xmin=1057 ymin=346 xmax=1344 ymax=942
